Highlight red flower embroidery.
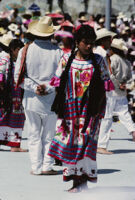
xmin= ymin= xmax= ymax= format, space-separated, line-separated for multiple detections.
xmin=75 ymin=82 xmax=83 ymax=97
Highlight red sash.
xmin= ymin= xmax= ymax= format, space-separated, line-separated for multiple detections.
xmin=15 ymin=42 xmax=31 ymax=89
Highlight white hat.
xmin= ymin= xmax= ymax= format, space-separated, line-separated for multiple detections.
xmin=0 ymin=34 xmax=13 ymax=47
xmin=117 ymin=12 xmax=125 ymax=19
xmin=27 ymin=16 xmax=60 ymax=37
xmin=111 ymin=38 xmax=128 ymax=52
xmin=111 ymin=23 xmax=116 ymax=28
xmin=99 ymin=18 xmax=104 ymax=23
xmin=8 ymin=23 xmax=18 ymax=32
xmin=96 ymin=28 xmax=116 ymax=41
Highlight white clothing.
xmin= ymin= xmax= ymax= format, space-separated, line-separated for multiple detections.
xmin=15 ymin=39 xmax=63 ymax=114
xmin=25 ymin=110 xmax=57 ymax=174
xmin=97 ymin=51 xmax=135 ymax=149
xmin=98 ymin=96 xmax=135 ymax=148
xmin=94 ymin=46 xmax=109 ymax=72
xmin=14 ymin=39 xmax=62 ymax=173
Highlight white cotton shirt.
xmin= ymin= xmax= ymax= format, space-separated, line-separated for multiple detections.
xmin=14 ymin=39 xmax=63 ymax=114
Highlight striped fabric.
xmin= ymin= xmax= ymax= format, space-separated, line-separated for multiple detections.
xmin=49 ymin=53 xmax=107 ymax=181
xmin=0 ymin=55 xmax=25 ymax=147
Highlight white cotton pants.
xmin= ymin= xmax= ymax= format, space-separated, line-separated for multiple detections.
xmin=25 ymin=110 xmax=57 ymax=174
xmin=98 ymin=95 xmax=135 ymax=149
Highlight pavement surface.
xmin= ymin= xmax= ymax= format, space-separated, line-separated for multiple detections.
xmin=0 ymin=121 xmax=135 ymax=200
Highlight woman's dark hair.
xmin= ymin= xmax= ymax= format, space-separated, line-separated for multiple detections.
xmin=0 ymin=43 xmax=10 ymax=53
xmin=5 ymin=39 xmax=24 ymax=114
xmin=8 ymin=39 xmax=24 ymax=51
xmin=51 ymin=25 xmax=106 ymax=123
xmin=75 ymin=25 xmax=97 ymax=43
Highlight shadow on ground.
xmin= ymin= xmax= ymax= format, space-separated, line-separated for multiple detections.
xmin=111 ymin=149 xmax=135 ymax=154
xmin=98 ymin=169 xmax=120 ymax=174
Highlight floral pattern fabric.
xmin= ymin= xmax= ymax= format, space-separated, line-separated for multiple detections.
xmin=0 ymin=53 xmax=25 ymax=147
xmin=49 ymin=53 xmax=109 ymax=182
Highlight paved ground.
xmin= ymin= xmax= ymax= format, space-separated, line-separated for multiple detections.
xmin=0 ymin=121 xmax=135 ymax=200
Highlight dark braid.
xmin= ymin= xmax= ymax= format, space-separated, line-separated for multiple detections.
xmin=51 ymin=45 xmax=76 ymax=118
xmin=82 ymin=53 xmax=106 ymax=132
xmin=5 ymin=54 xmax=14 ymax=114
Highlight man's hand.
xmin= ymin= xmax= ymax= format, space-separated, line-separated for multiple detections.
xmin=36 ymin=84 xmax=48 ymax=96
xmin=119 ymin=83 xmax=126 ymax=91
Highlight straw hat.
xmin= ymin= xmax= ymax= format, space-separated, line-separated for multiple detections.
xmin=0 ymin=27 xmax=7 ymax=35
xmin=78 ymin=16 xmax=87 ymax=22
xmin=96 ymin=28 xmax=116 ymax=41
xmin=111 ymin=38 xmax=128 ymax=52
xmin=117 ymin=12 xmax=125 ymax=19
xmin=27 ymin=16 xmax=60 ymax=37
xmin=0 ymin=34 xmax=13 ymax=47
xmin=8 ymin=23 xmax=18 ymax=32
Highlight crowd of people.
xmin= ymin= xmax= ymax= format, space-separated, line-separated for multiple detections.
xmin=0 ymin=2 xmax=135 ymax=193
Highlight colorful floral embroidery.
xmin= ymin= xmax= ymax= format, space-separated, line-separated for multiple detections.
xmin=75 ymin=82 xmax=84 ymax=97
xmin=80 ymin=70 xmax=91 ymax=86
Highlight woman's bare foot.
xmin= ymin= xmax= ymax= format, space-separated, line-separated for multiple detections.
xmin=131 ymin=131 xmax=135 ymax=141
xmin=80 ymin=181 xmax=88 ymax=191
xmin=11 ymin=147 xmax=28 ymax=152
xmin=67 ymin=180 xmax=81 ymax=193
xmin=68 ymin=186 xmax=81 ymax=193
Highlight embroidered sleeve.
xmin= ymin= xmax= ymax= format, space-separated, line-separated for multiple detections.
xmin=0 ymin=55 xmax=10 ymax=83
xmin=49 ymin=54 xmax=69 ymax=87
xmin=98 ymin=56 xmax=114 ymax=91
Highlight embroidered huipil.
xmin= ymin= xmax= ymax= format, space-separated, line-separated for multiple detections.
xmin=49 ymin=53 xmax=109 ymax=182
xmin=0 ymin=52 xmax=25 ymax=147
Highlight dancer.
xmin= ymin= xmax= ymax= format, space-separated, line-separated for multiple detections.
xmin=49 ymin=25 xmax=110 ymax=192
xmin=0 ymin=37 xmax=26 ymax=152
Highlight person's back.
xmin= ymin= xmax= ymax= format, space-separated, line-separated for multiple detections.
xmin=14 ymin=16 xmax=63 ymax=175
xmin=110 ymin=53 xmax=132 ymax=96
xmin=23 ymin=39 xmax=62 ymax=114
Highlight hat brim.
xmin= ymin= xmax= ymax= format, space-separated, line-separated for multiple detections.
xmin=27 ymin=20 xmax=60 ymax=37
xmin=96 ymin=31 xmax=116 ymax=41
xmin=111 ymin=44 xmax=128 ymax=52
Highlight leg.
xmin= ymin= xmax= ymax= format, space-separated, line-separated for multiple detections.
xmin=41 ymin=113 xmax=57 ymax=172
xmin=116 ymin=96 xmax=135 ymax=141
xmin=97 ymin=93 xmax=115 ymax=154
xmin=47 ymin=0 xmax=53 ymax=12
xmin=68 ymin=179 xmax=82 ymax=193
xmin=25 ymin=110 xmax=43 ymax=175
xmin=10 ymin=147 xmax=28 ymax=152
xmin=79 ymin=175 xmax=88 ymax=191
xmin=97 ymin=117 xmax=113 ymax=151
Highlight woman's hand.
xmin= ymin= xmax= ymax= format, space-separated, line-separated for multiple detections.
xmin=0 ymin=83 xmax=4 ymax=91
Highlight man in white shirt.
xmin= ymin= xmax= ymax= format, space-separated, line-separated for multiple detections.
xmin=14 ymin=16 xmax=62 ymax=175
xmin=94 ymin=28 xmax=115 ymax=154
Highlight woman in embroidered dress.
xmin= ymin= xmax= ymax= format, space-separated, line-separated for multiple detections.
xmin=0 ymin=39 xmax=27 ymax=152
xmin=48 ymin=25 xmax=110 ymax=192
